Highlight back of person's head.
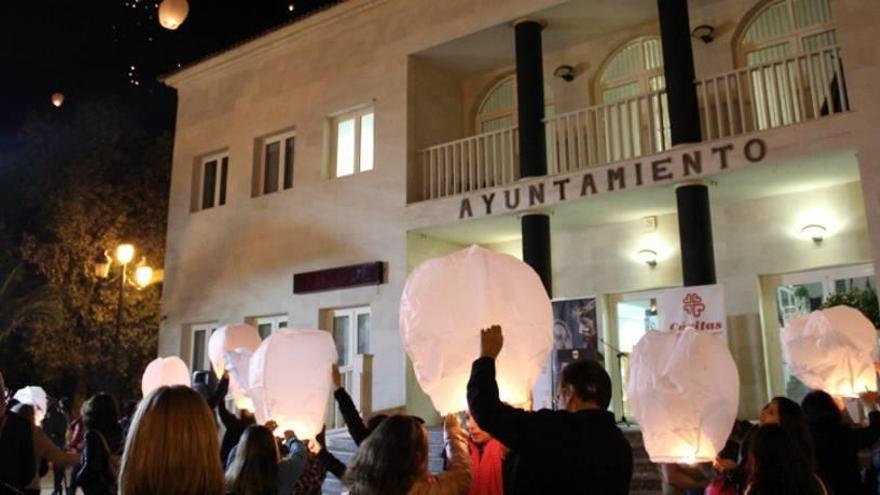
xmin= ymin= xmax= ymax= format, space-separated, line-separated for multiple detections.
xmin=225 ymin=425 xmax=279 ymax=495
xmin=801 ymin=390 xmax=842 ymax=425
xmin=748 ymin=424 xmax=819 ymax=494
xmin=366 ymin=414 xmax=388 ymax=432
xmin=771 ymin=396 xmax=815 ymax=469
xmin=83 ymin=392 xmax=121 ymax=439
xmin=59 ymin=397 xmax=70 ymax=414
xmin=344 ymin=415 xmax=428 ymax=495
xmin=560 ymin=360 xmax=612 ymax=409
xmin=119 ymin=385 xmax=224 ymax=495
xmin=11 ymin=403 xmax=35 ymax=424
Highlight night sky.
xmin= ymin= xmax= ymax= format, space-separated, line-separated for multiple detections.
xmin=0 ymin=0 xmax=339 ymax=152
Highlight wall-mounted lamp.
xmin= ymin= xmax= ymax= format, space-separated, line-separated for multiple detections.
xmin=638 ymin=249 xmax=659 ymax=268
xmin=691 ymin=24 xmax=716 ymax=43
xmin=553 ymin=64 xmax=575 ymax=82
xmin=800 ymin=224 xmax=827 ymax=244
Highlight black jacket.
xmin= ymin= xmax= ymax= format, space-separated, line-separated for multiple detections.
xmin=0 ymin=411 xmax=36 ymax=494
xmin=467 ymin=357 xmax=633 ymax=495
xmin=316 ymin=388 xmax=367 ymax=480
xmin=811 ymin=410 xmax=880 ymax=495
xmin=75 ymin=429 xmax=122 ymax=495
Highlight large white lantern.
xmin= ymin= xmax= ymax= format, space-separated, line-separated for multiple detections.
xmin=248 ymin=329 xmax=337 ymax=439
xmin=208 ymin=324 xmax=262 ymax=410
xmin=141 ymin=356 xmax=191 ymax=396
xmin=627 ymin=328 xmax=739 ymax=463
xmin=14 ymin=386 xmax=48 ymax=424
xmin=781 ymin=306 xmax=878 ymax=397
xmin=158 ymin=0 xmax=189 ymax=30
xmin=400 ymin=245 xmax=553 ymax=414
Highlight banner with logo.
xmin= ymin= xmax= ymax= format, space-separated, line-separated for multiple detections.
xmin=657 ymin=285 xmax=727 ymax=340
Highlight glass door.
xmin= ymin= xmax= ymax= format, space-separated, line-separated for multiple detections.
xmin=327 ymin=307 xmax=371 ymax=428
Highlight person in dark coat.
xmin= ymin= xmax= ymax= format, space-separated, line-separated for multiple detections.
xmin=41 ymin=398 xmax=70 ymax=495
xmin=75 ymin=393 xmax=123 ymax=495
xmin=212 ymin=373 xmax=256 ymax=467
xmin=0 ymin=371 xmax=36 ymax=495
xmin=467 ymin=325 xmax=633 ymax=495
xmin=802 ymin=389 xmax=880 ymax=495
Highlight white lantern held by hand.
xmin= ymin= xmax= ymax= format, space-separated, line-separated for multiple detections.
xmin=141 ymin=356 xmax=191 ymax=397
xmin=399 ymin=245 xmax=553 ymax=414
xmin=14 ymin=386 xmax=48 ymax=424
xmin=208 ymin=324 xmax=262 ymax=410
xmin=248 ymin=329 xmax=337 ymax=440
xmin=781 ymin=305 xmax=878 ymax=397
xmin=627 ymin=328 xmax=739 ymax=463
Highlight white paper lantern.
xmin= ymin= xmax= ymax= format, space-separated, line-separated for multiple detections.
xmin=141 ymin=356 xmax=191 ymax=397
xmin=248 ymin=329 xmax=337 ymax=439
xmin=158 ymin=0 xmax=189 ymax=30
xmin=208 ymin=324 xmax=262 ymax=410
xmin=781 ymin=306 xmax=878 ymax=397
xmin=400 ymin=245 xmax=553 ymax=414
xmin=14 ymin=386 xmax=48 ymax=424
xmin=627 ymin=328 xmax=739 ymax=463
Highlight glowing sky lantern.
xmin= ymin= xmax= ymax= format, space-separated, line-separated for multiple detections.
xmin=14 ymin=386 xmax=48 ymax=424
xmin=627 ymin=328 xmax=739 ymax=463
xmin=248 ymin=329 xmax=337 ymax=439
xmin=50 ymin=92 xmax=64 ymax=108
xmin=141 ymin=356 xmax=191 ymax=396
xmin=208 ymin=324 xmax=262 ymax=410
xmin=781 ymin=306 xmax=878 ymax=398
xmin=399 ymin=245 xmax=553 ymax=414
xmin=158 ymin=0 xmax=189 ymax=30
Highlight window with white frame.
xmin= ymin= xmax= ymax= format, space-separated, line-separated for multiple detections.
xmin=250 ymin=314 xmax=288 ymax=340
xmin=330 ymin=107 xmax=374 ymax=178
xmin=475 ymin=75 xmax=555 ymax=133
xmin=196 ymin=153 xmax=229 ymax=211
xmin=258 ymin=131 xmax=296 ymax=195
xmin=597 ymin=36 xmax=665 ymax=104
xmin=738 ymin=0 xmax=836 ymax=66
xmin=189 ymin=323 xmax=217 ymax=372
xmin=328 ymin=307 xmax=370 ymax=368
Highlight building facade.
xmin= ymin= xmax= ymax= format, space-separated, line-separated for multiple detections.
xmin=161 ymin=0 xmax=880 ymax=423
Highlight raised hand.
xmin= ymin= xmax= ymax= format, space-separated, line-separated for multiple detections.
xmin=480 ymin=325 xmax=503 ymax=359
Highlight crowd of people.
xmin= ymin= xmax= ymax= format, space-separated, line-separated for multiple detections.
xmin=2 ymin=325 xmax=880 ymax=495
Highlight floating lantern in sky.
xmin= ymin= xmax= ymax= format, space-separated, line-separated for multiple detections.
xmin=141 ymin=356 xmax=191 ymax=396
xmin=14 ymin=386 xmax=48 ymax=424
xmin=158 ymin=0 xmax=189 ymax=30
xmin=248 ymin=329 xmax=337 ymax=439
xmin=51 ymin=92 xmax=64 ymax=108
xmin=781 ymin=306 xmax=878 ymax=397
xmin=627 ymin=328 xmax=739 ymax=463
xmin=208 ymin=324 xmax=262 ymax=410
xmin=400 ymin=245 xmax=553 ymax=414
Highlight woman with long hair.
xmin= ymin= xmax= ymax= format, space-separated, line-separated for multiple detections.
xmin=744 ymin=424 xmax=826 ymax=494
xmin=344 ymin=414 xmax=471 ymax=495
xmin=11 ymin=403 xmax=80 ymax=495
xmin=225 ymin=424 xmax=307 ymax=495
xmin=75 ymin=393 xmax=123 ymax=495
xmin=119 ymin=385 xmax=225 ymax=495
xmin=802 ymin=389 xmax=880 ymax=495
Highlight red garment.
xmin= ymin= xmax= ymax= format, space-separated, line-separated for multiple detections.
xmin=468 ymin=438 xmax=505 ymax=495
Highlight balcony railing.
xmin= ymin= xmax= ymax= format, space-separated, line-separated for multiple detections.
xmin=419 ymin=46 xmax=848 ymax=201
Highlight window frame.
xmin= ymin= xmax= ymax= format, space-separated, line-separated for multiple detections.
xmin=258 ymin=130 xmax=296 ymax=195
xmin=735 ymin=0 xmax=837 ymax=67
xmin=189 ymin=323 xmax=217 ymax=372
xmin=330 ymin=107 xmax=374 ymax=178
xmin=327 ymin=306 xmax=371 ymax=369
xmin=474 ymin=74 xmax=555 ymax=134
xmin=595 ymin=36 xmax=666 ymax=104
xmin=251 ymin=314 xmax=288 ymax=340
xmin=196 ymin=152 xmax=229 ymax=211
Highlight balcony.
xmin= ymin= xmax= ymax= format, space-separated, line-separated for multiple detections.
xmin=418 ymin=46 xmax=849 ymax=202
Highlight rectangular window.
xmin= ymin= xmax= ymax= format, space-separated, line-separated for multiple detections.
xmin=327 ymin=306 xmax=371 ymax=368
xmin=196 ymin=153 xmax=229 ymax=211
xmin=258 ymin=131 xmax=295 ymax=195
xmin=189 ymin=323 xmax=217 ymax=371
xmin=250 ymin=314 xmax=288 ymax=340
xmin=331 ymin=107 xmax=374 ymax=178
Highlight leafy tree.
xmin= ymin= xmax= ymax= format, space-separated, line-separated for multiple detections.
xmin=0 ymin=263 xmax=63 ymax=342
xmin=820 ymin=285 xmax=880 ymax=329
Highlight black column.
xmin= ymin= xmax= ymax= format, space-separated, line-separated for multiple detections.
xmin=657 ymin=0 xmax=701 ymax=145
xmin=514 ymin=19 xmax=552 ymax=296
xmin=676 ymin=183 xmax=716 ymax=286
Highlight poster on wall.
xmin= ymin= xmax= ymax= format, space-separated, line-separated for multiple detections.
xmin=532 ymin=297 xmax=601 ymax=410
xmin=657 ymin=284 xmax=727 ymax=340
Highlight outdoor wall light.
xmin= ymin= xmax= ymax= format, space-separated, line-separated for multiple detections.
xmin=691 ymin=24 xmax=716 ymax=43
xmin=553 ymin=65 xmax=576 ymax=82
xmin=800 ymin=224 xmax=827 ymax=244
xmin=638 ymin=249 xmax=659 ymax=268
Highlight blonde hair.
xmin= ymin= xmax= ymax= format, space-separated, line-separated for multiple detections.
xmin=119 ymin=385 xmax=225 ymax=495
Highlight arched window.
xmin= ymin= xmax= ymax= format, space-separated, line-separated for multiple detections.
xmin=738 ymin=0 xmax=836 ymax=66
xmin=475 ymin=75 xmax=554 ymax=133
xmin=597 ymin=36 xmax=665 ymax=104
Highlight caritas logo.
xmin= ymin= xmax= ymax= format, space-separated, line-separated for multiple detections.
xmin=682 ymin=293 xmax=706 ymax=317
xmin=668 ymin=291 xmax=724 ymax=332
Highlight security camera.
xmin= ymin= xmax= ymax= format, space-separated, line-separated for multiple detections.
xmin=553 ymin=65 xmax=575 ymax=82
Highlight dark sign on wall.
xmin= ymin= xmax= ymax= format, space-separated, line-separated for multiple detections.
xmin=293 ymin=262 xmax=386 ymax=294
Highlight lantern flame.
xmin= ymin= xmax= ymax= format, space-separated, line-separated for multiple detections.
xmin=51 ymin=92 xmax=64 ymax=108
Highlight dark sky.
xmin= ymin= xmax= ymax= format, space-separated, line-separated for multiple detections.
xmin=0 ymin=0 xmax=339 ymax=151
